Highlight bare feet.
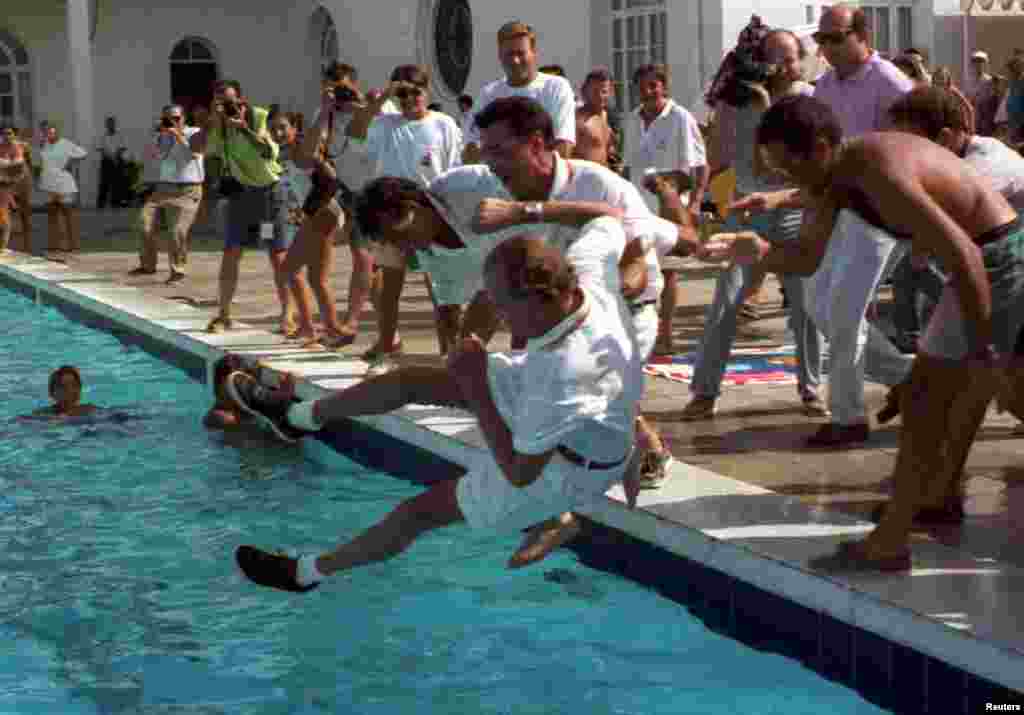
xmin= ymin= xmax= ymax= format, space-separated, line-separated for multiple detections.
xmin=507 ymin=513 xmax=582 ymax=569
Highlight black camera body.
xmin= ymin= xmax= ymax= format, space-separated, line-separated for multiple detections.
xmin=222 ymin=100 xmax=242 ymax=119
xmin=333 ymin=86 xmax=359 ymax=107
xmin=160 ymin=116 xmax=175 ymax=129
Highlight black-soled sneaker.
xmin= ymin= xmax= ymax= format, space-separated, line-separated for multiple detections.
xmin=235 ymin=545 xmax=319 ymax=593
xmin=224 ymin=371 xmax=308 ymax=443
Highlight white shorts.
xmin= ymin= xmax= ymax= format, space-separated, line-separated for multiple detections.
xmin=455 ymin=447 xmax=625 ymax=533
xmin=631 ymin=303 xmax=659 ymax=362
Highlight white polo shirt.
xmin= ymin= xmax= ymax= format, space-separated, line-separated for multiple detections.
xmin=622 ymin=98 xmax=707 ymax=212
xmin=486 ymin=216 xmax=642 ymax=467
xmin=354 ymin=110 xmax=463 ymax=186
xmin=464 ymin=72 xmax=577 ymax=148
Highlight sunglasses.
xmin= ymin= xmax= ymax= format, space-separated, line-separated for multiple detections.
xmin=812 ymin=29 xmax=855 ymax=45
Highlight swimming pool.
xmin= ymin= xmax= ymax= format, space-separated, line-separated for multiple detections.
xmin=0 ymin=287 xmax=890 ymax=714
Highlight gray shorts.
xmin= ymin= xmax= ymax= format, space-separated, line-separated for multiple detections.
xmin=919 ymin=226 xmax=1024 ymax=359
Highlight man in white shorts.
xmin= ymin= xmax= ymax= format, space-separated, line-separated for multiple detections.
xmin=622 ymin=63 xmax=709 ymax=354
xmin=462 ymin=21 xmax=576 ymax=164
xmin=230 ymin=232 xmax=643 ymax=592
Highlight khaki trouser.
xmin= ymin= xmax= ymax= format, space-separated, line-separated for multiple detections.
xmin=140 ymin=183 xmax=202 ymax=273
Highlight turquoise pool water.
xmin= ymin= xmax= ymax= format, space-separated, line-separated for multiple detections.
xmin=0 ymin=288 xmax=889 ymax=714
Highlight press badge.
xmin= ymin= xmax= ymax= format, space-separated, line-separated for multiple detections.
xmin=259 ymin=222 xmax=274 ymax=240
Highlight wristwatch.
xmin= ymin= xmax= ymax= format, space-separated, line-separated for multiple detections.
xmin=522 ymin=201 xmax=544 ymax=222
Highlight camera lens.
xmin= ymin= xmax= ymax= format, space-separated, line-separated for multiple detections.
xmin=161 ymin=117 xmax=174 ymax=128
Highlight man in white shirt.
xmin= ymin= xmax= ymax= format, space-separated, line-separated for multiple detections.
xmin=229 ymin=232 xmax=644 ymax=593
xmin=462 ymin=21 xmax=576 ymax=164
xmin=345 ymin=64 xmax=464 ymax=367
xmin=622 ymin=63 xmax=709 ymax=354
xmin=128 ymin=105 xmax=204 ymax=283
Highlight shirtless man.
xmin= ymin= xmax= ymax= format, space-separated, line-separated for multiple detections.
xmin=30 ymin=366 xmax=99 ymax=419
xmin=574 ymin=68 xmax=616 ymax=167
xmin=708 ymin=95 xmax=1024 ymax=570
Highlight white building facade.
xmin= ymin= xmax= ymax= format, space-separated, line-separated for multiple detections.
xmin=2 ymin=0 xmax=953 ymax=205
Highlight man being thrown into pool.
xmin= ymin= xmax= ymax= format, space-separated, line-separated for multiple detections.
xmin=30 ymin=365 xmax=98 ymax=418
xmin=231 ymin=232 xmax=644 ymax=592
xmin=705 ymin=95 xmax=1024 ymax=570
xmin=203 ymin=354 xmax=298 ymax=430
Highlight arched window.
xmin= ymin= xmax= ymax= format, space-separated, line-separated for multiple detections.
xmin=0 ymin=29 xmax=31 ymax=129
xmin=169 ymin=37 xmax=219 ymax=115
xmin=434 ymin=0 xmax=473 ymax=95
xmin=314 ymin=7 xmax=339 ymax=75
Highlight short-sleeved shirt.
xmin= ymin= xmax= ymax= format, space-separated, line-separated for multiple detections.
xmin=354 ymin=111 xmax=463 ymax=186
xmin=143 ymin=126 xmax=204 ymax=184
xmin=464 ymin=72 xmax=577 ymax=148
xmin=204 ymin=105 xmax=281 ymax=187
xmin=486 ymin=216 xmax=642 ymax=466
xmin=622 ymin=99 xmax=707 ymax=212
xmin=812 ymin=52 xmax=913 ymax=138
xmin=38 ymin=139 xmax=89 ymax=194
xmin=312 ymin=101 xmax=399 ymax=192
xmin=963 ymin=135 xmax=1024 ymax=212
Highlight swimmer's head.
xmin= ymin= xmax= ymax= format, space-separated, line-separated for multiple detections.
xmin=211 ymin=355 xmax=245 ymax=402
xmin=49 ymin=365 xmax=82 ymax=408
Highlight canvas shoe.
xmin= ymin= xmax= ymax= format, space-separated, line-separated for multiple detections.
xmin=235 ymin=545 xmax=318 ymax=593
xmin=225 ymin=371 xmax=308 ymax=444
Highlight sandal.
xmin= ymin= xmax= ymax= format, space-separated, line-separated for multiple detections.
xmin=808 ymin=539 xmax=912 ymax=573
xmin=206 ymin=315 xmax=233 ymax=333
xmin=299 ymin=335 xmax=326 ymax=351
xmin=321 ymin=331 xmax=357 ymax=350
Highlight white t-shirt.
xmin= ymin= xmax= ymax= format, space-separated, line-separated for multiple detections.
xmin=963 ymin=135 xmax=1024 ymax=212
xmin=312 ymin=100 xmax=399 ymax=191
xmin=38 ymin=138 xmax=88 ymax=194
xmin=464 ymin=72 xmax=577 ymax=148
xmin=486 ymin=216 xmax=642 ymax=467
xmin=622 ymin=99 xmax=707 ymax=212
xmin=623 ymin=214 xmax=678 ymax=305
xmin=356 ymin=111 xmax=463 ymax=186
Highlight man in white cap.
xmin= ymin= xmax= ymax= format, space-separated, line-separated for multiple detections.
xmin=968 ymin=50 xmax=997 ymax=136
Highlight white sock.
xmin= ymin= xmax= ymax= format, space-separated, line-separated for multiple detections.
xmin=296 ymin=554 xmax=326 ymax=587
xmin=286 ymin=401 xmax=324 ymax=431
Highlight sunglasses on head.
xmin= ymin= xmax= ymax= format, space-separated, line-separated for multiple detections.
xmin=813 ymin=29 xmax=855 ymax=45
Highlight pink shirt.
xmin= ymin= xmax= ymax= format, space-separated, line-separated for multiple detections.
xmin=812 ymin=52 xmax=913 ymax=138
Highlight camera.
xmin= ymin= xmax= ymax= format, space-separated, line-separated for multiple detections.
xmin=222 ymin=100 xmax=241 ymax=119
xmin=160 ymin=116 xmax=175 ymax=129
xmin=333 ymin=85 xmax=359 ymax=107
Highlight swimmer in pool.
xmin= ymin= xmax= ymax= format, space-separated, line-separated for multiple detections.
xmin=30 ymin=365 xmax=98 ymax=418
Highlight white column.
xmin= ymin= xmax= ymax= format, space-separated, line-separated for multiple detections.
xmin=66 ymin=0 xmax=98 ymax=207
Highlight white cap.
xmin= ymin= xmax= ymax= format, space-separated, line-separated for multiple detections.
xmin=972 ymin=50 xmax=989 ymax=62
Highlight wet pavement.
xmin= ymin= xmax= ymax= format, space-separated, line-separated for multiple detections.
xmin=21 ymin=207 xmax=1024 ymax=568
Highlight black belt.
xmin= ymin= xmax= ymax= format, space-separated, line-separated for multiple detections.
xmin=975 ymin=216 xmax=1022 ymax=247
xmin=628 ymin=299 xmax=657 ymax=314
xmin=557 ymin=445 xmax=630 ymax=470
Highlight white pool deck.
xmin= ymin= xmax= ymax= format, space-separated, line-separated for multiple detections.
xmin=3 ymin=251 xmax=1022 ymax=695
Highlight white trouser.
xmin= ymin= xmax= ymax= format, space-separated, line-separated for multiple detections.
xmin=804 ymin=210 xmax=912 ymax=424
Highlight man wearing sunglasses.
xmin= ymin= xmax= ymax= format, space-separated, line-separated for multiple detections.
xmin=743 ymin=3 xmax=914 ymax=447
xmin=130 ymin=104 xmax=204 ymax=283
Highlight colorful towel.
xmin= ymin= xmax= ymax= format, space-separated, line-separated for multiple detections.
xmin=644 ymin=346 xmax=799 ymax=386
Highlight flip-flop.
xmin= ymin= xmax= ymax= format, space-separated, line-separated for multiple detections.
xmin=321 ymin=332 xmax=357 ymax=350
xmin=809 ymin=540 xmax=911 ymax=573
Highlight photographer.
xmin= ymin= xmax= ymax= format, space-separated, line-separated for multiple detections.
xmin=128 ymin=105 xmax=204 ymax=283
xmin=196 ymin=79 xmax=282 ymax=332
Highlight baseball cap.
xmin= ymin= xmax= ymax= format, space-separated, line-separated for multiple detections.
xmin=972 ymin=51 xmax=989 ymax=62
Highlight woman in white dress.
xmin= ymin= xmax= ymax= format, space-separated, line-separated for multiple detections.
xmin=38 ymin=124 xmax=87 ymax=252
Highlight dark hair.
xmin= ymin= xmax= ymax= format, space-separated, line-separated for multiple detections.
xmin=390 ymin=64 xmax=430 ymax=88
xmin=354 ymin=176 xmax=435 ymax=240
xmin=214 ymin=79 xmax=242 ymax=96
xmin=427 ymin=102 xmax=443 ymax=112
xmin=888 ymin=86 xmax=971 ymax=140
xmin=323 ymin=62 xmax=357 ymax=82
xmin=49 ymin=365 xmax=82 ymax=395
xmin=583 ymin=67 xmax=613 ymax=85
xmin=458 ymin=94 xmax=473 ymax=109
xmin=474 ymin=96 xmax=555 ymax=145
xmin=539 ymin=64 xmax=566 ymax=78
xmin=484 ymin=236 xmax=577 ymax=302
xmin=211 ymin=355 xmax=245 ymax=396
xmin=756 ymin=95 xmax=842 ymax=157
xmin=632 ymin=63 xmax=670 ymax=87
xmin=850 ymin=8 xmax=870 ymax=41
